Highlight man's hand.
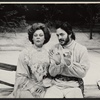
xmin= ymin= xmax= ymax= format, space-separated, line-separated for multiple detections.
xmin=49 ymin=49 xmax=61 ymax=65
xmin=63 ymin=53 xmax=71 ymax=66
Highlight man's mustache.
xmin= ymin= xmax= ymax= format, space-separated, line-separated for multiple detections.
xmin=59 ymin=39 xmax=64 ymax=42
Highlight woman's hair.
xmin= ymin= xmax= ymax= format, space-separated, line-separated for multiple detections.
xmin=55 ymin=21 xmax=75 ymax=40
xmin=28 ymin=23 xmax=51 ymax=44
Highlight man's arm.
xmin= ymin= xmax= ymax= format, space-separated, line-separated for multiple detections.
xmin=49 ymin=60 xmax=64 ymax=77
xmin=63 ymin=47 xmax=90 ymax=78
xmin=48 ymin=44 xmax=66 ymax=77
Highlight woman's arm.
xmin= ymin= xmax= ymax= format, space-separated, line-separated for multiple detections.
xmin=13 ymin=50 xmax=36 ymax=96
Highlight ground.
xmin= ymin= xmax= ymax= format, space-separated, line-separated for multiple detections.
xmin=0 ymin=31 xmax=100 ymax=88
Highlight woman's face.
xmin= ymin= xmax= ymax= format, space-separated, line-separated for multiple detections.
xmin=33 ymin=29 xmax=45 ymax=47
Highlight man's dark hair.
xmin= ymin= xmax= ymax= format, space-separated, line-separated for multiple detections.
xmin=55 ymin=21 xmax=75 ymax=40
xmin=28 ymin=23 xmax=51 ymax=44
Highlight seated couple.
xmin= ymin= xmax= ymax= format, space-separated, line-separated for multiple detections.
xmin=8 ymin=22 xmax=90 ymax=98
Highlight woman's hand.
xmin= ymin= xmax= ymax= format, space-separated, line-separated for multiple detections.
xmin=49 ymin=49 xmax=61 ymax=65
xmin=31 ymin=86 xmax=45 ymax=97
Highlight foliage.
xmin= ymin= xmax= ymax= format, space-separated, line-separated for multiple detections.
xmin=1 ymin=4 xmax=100 ymax=36
xmin=76 ymin=4 xmax=100 ymax=39
xmin=0 ymin=4 xmax=28 ymax=33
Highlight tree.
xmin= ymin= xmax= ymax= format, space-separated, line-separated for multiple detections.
xmin=77 ymin=4 xmax=99 ymax=39
xmin=0 ymin=4 xmax=28 ymax=33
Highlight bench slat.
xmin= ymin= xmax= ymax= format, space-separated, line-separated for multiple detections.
xmin=0 ymin=63 xmax=16 ymax=71
xmin=0 ymin=88 xmax=13 ymax=97
xmin=0 ymin=80 xmax=14 ymax=87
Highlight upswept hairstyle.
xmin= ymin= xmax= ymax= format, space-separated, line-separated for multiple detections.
xmin=55 ymin=21 xmax=76 ymax=40
xmin=28 ymin=23 xmax=51 ymax=44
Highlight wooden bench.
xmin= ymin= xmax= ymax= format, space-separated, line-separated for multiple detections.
xmin=84 ymin=84 xmax=100 ymax=98
xmin=0 ymin=63 xmax=100 ymax=98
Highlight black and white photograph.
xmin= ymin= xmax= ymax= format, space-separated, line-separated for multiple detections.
xmin=0 ymin=2 xmax=100 ymax=98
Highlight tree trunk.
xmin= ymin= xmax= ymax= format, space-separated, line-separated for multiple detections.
xmin=90 ymin=19 xmax=93 ymax=39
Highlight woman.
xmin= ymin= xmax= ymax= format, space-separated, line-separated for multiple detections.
xmin=10 ymin=23 xmax=51 ymax=98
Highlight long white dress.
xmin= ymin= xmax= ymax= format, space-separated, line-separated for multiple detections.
xmin=9 ymin=45 xmax=51 ymax=98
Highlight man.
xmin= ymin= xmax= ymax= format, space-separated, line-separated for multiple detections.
xmin=44 ymin=21 xmax=90 ymax=98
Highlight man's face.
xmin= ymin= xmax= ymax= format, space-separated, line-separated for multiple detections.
xmin=56 ymin=28 xmax=70 ymax=46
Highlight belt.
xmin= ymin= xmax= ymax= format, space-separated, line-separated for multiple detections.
xmin=54 ymin=75 xmax=84 ymax=96
xmin=55 ymin=75 xmax=81 ymax=82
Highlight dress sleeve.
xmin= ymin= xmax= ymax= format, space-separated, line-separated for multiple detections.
xmin=13 ymin=49 xmax=37 ymax=96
